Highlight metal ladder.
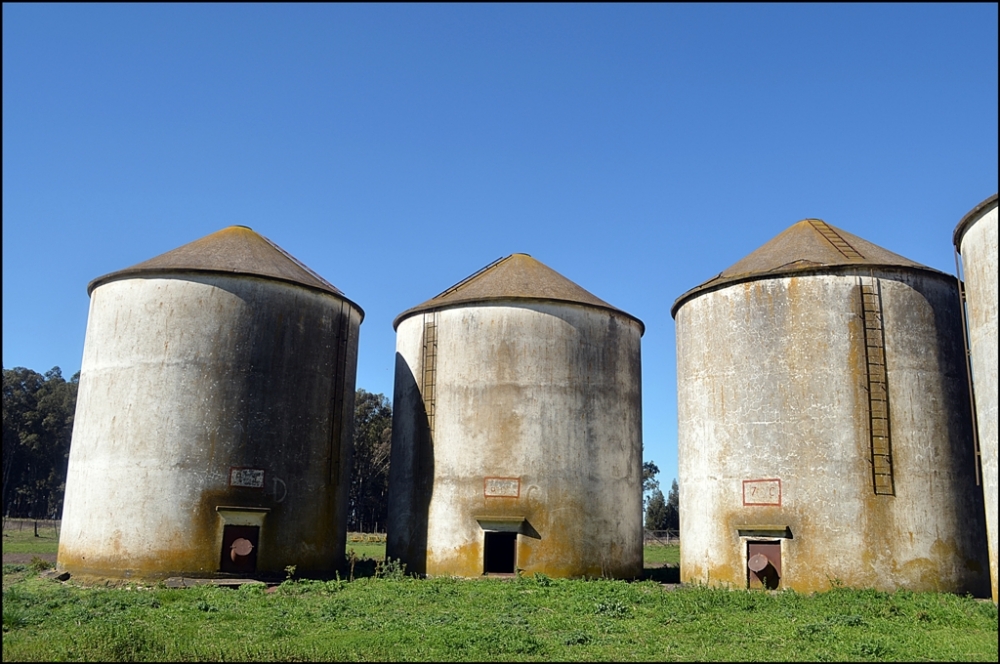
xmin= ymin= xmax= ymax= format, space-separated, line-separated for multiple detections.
xmin=809 ymin=219 xmax=865 ymax=259
xmin=859 ymin=275 xmax=894 ymax=495
xmin=810 ymin=219 xmax=892 ymax=493
xmin=329 ymin=301 xmax=350 ymax=483
xmin=422 ymin=313 xmax=438 ymax=438
xmin=954 ymin=250 xmax=982 ymax=486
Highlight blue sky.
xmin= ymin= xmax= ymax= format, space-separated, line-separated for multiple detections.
xmin=3 ymin=4 xmax=997 ymax=489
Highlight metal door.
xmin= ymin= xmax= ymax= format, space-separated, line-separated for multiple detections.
xmin=747 ymin=540 xmax=781 ymax=589
xmin=220 ymin=524 xmax=259 ymax=573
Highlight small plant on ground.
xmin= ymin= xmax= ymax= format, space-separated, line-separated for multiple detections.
xmin=29 ymin=556 xmax=52 ymax=572
xmin=374 ymin=557 xmax=406 ymax=580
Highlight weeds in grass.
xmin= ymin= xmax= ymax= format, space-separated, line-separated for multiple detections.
xmin=563 ymin=630 xmax=592 ymax=646
xmin=856 ymin=637 xmax=891 ymax=658
xmin=3 ymin=603 xmax=28 ymax=631
xmin=1 ymin=564 xmax=996 ymax=662
xmin=347 ymin=548 xmax=357 ymax=582
xmin=92 ymin=619 xmax=167 ymax=661
xmin=374 ymin=557 xmax=407 ymax=580
xmin=595 ymin=600 xmax=631 ymax=618
xmin=29 ymin=555 xmax=53 ymax=572
xmin=533 ymin=572 xmax=553 ymax=586
xmin=2 ymin=563 xmax=27 ymax=575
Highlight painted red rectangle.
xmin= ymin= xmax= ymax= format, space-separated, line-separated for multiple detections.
xmin=742 ymin=479 xmax=781 ymax=506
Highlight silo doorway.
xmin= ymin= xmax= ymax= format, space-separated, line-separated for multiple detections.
xmin=484 ymin=531 xmax=517 ymax=574
xmin=747 ymin=540 xmax=781 ymax=590
xmin=220 ymin=525 xmax=259 ymax=574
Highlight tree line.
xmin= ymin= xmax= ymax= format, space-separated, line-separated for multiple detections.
xmin=3 ymin=366 xmax=671 ymax=535
xmin=642 ymin=460 xmax=679 ymax=531
xmin=2 ymin=367 xmax=79 ymax=519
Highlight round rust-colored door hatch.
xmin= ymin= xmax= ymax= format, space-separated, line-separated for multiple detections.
xmin=748 ymin=553 xmax=770 ymax=572
xmin=231 ymin=537 xmax=254 ymax=562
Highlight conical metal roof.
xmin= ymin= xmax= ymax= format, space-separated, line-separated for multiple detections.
xmin=88 ymin=226 xmax=361 ymax=314
xmin=671 ymin=219 xmax=945 ymax=317
xmin=393 ymin=253 xmax=644 ymax=332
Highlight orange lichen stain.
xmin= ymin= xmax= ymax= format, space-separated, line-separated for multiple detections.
xmin=680 ymin=561 xmax=705 ymax=586
xmin=930 ymin=537 xmax=956 ymax=558
xmin=56 ymin=545 xmax=219 ymax=581
xmin=707 ymin=500 xmax=901 ymax=594
xmin=895 ymin=557 xmax=943 ymax=592
xmin=425 ymin=527 xmax=639 ymax=580
xmin=428 ymin=541 xmax=484 ymax=578
xmin=58 ymin=484 xmax=345 ymax=580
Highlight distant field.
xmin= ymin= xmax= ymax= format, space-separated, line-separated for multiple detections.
xmin=348 ymin=540 xmax=680 ymax=569
xmin=4 ymin=525 xmax=679 ymax=571
xmin=642 ymin=542 xmax=679 ymax=566
xmin=346 ymin=541 xmax=387 ymax=561
xmin=2 ymin=521 xmax=60 ymax=556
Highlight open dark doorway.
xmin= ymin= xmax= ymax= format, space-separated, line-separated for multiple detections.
xmin=484 ymin=531 xmax=517 ymax=574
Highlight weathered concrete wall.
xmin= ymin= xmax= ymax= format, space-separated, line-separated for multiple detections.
xmin=675 ymin=270 xmax=989 ymax=595
xmin=58 ymin=274 xmax=361 ymax=579
xmin=387 ymin=302 xmax=643 ymax=579
xmin=957 ymin=201 xmax=999 ymax=602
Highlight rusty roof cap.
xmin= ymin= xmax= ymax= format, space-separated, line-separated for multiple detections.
xmin=953 ymin=193 xmax=998 ymax=250
xmin=88 ymin=226 xmax=363 ymax=317
xmin=393 ymin=253 xmax=644 ymax=333
xmin=671 ymin=219 xmax=947 ymax=318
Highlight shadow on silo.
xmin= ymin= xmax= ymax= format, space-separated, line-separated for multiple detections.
xmin=385 ymin=352 xmax=434 ymax=576
xmin=917 ymin=275 xmax=991 ymax=596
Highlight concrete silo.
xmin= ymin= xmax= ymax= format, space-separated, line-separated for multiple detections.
xmin=386 ymin=254 xmax=644 ymax=579
xmin=672 ymin=219 xmax=989 ymax=595
xmin=954 ymin=194 xmax=999 ymax=603
xmin=58 ymin=226 xmax=363 ymax=580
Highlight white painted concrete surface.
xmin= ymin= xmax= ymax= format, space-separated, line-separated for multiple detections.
xmin=59 ymin=274 xmax=360 ymax=579
xmin=957 ymin=197 xmax=999 ymax=602
xmin=387 ymin=302 xmax=643 ymax=579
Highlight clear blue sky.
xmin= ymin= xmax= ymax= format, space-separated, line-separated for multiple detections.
xmin=3 ymin=4 xmax=997 ymax=489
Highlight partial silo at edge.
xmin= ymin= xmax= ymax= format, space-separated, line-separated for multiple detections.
xmin=954 ymin=194 xmax=999 ymax=603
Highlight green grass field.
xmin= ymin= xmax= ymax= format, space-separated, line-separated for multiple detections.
xmin=3 ymin=563 xmax=996 ymax=662
xmin=642 ymin=543 xmax=679 ymax=566
xmin=4 ymin=526 xmax=995 ymax=661
xmin=2 ymin=527 xmax=679 ymax=568
xmin=1 ymin=522 xmax=60 ymax=555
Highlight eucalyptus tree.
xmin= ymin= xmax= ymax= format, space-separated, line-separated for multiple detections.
xmin=347 ymin=389 xmax=392 ymax=533
xmin=2 ymin=366 xmax=78 ymax=518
